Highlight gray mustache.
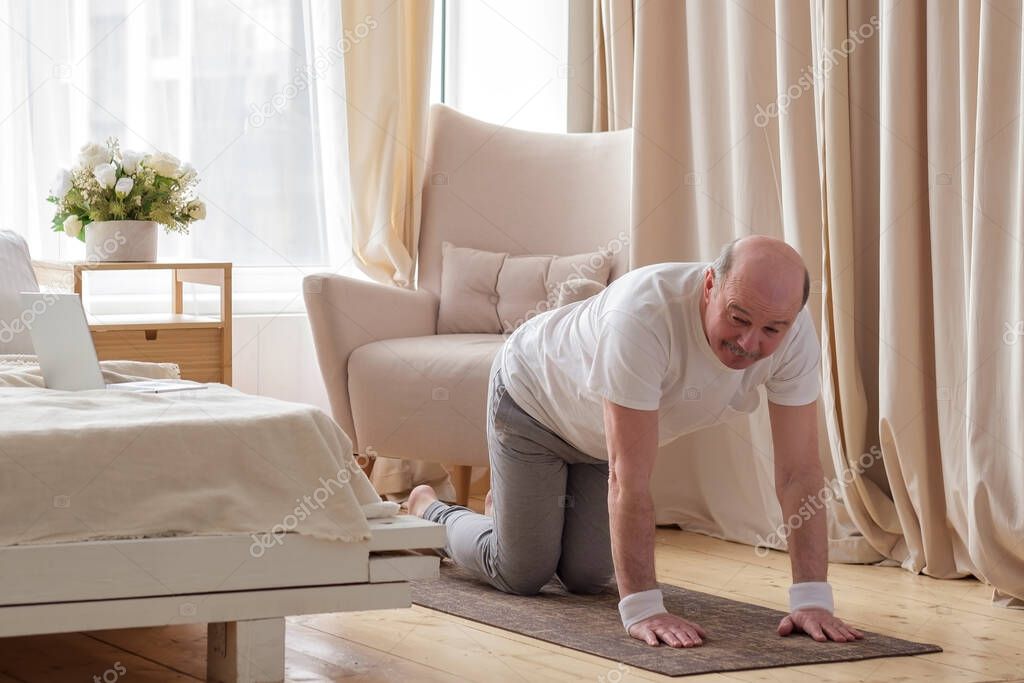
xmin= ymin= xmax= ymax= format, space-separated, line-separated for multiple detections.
xmin=724 ymin=340 xmax=759 ymax=360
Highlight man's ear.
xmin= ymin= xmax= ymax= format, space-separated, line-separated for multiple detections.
xmin=702 ymin=268 xmax=716 ymax=303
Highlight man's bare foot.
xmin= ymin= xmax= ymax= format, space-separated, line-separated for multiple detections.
xmin=408 ymin=484 xmax=439 ymax=518
xmin=484 ymin=489 xmax=493 ymax=516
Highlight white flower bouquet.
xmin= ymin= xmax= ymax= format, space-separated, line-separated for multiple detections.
xmin=48 ymin=137 xmax=206 ymax=241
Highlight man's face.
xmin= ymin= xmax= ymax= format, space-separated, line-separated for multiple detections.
xmin=699 ymin=267 xmax=800 ymax=370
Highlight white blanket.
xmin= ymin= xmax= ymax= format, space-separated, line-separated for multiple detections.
xmin=0 ymin=357 xmax=395 ymax=546
xmin=0 ymin=354 xmax=183 ymax=385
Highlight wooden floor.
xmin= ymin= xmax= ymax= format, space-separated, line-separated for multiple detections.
xmin=2 ymin=495 xmax=1022 ymax=682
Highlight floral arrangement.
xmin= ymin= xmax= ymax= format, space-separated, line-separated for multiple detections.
xmin=48 ymin=137 xmax=206 ymax=241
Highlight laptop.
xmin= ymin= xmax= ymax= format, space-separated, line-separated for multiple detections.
xmin=19 ymin=292 xmax=208 ymax=393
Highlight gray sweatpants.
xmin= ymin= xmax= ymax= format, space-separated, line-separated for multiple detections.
xmin=423 ymin=360 xmax=615 ymax=595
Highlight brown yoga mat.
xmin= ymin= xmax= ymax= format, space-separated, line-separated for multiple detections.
xmin=411 ymin=562 xmax=942 ymax=677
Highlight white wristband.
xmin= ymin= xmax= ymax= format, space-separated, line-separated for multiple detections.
xmin=789 ymin=581 xmax=834 ymax=613
xmin=618 ymin=589 xmax=667 ymax=631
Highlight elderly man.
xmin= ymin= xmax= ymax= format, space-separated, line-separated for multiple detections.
xmin=409 ymin=235 xmax=863 ymax=648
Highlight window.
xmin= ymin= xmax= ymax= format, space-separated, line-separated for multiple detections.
xmin=1 ymin=0 xmax=570 ymax=314
xmin=2 ymin=0 xmax=346 ymax=272
xmin=432 ymin=0 xmax=569 ymax=133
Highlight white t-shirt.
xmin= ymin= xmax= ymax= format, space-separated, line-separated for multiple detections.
xmin=500 ymin=262 xmax=821 ymax=460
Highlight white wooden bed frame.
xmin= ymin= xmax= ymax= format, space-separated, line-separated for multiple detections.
xmin=0 ymin=515 xmax=445 ymax=682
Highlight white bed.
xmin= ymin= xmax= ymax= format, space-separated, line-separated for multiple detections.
xmin=0 ymin=357 xmax=445 ymax=682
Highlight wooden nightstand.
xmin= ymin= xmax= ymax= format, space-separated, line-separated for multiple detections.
xmin=31 ymin=260 xmax=233 ymax=385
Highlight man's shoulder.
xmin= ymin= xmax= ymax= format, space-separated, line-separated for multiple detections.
xmin=602 ymin=262 xmax=704 ymax=316
xmin=627 ymin=261 xmax=708 ymax=280
xmin=769 ymin=306 xmax=821 ymax=369
xmin=788 ymin=307 xmax=819 ymax=352
xmin=609 ymin=262 xmax=705 ymax=299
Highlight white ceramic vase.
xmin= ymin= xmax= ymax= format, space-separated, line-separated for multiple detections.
xmin=85 ymin=220 xmax=159 ymax=262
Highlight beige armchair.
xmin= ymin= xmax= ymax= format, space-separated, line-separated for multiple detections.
xmin=304 ymin=104 xmax=631 ymax=505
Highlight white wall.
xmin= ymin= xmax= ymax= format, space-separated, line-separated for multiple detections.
xmin=231 ymin=314 xmax=330 ymax=413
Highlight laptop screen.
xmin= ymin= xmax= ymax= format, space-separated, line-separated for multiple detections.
xmin=19 ymin=292 xmax=106 ymax=391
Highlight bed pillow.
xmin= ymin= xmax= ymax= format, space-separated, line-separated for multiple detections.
xmin=0 ymin=231 xmax=40 ymax=354
xmin=437 ymin=242 xmax=613 ymax=334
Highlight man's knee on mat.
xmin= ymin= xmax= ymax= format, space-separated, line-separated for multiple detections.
xmin=501 ymin=580 xmax=545 ymax=596
xmin=557 ymin=566 xmax=615 ymax=595
xmin=498 ymin=570 xmax=552 ymax=596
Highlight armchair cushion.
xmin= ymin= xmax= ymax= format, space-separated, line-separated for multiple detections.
xmin=348 ymin=333 xmax=504 ymax=467
xmin=437 ymin=241 xmax=613 ymax=335
xmin=437 ymin=242 xmax=505 ymax=334
xmin=557 ymin=278 xmax=607 ymax=306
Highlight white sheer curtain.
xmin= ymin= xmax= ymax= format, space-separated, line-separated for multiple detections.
xmin=0 ymin=0 xmax=78 ymax=259
xmin=0 ymin=0 xmax=353 ymax=311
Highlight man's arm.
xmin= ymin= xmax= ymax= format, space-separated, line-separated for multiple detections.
xmin=768 ymin=400 xmax=828 ymax=583
xmin=768 ymin=400 xmax=863 ymax=642
xmin=604 ymin=398 xmax=659 ymax=595
xmin=604 ymin=399 xmax=707 ymax=648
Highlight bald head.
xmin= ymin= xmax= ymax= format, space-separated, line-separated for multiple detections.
xmin=698 ymin=236 xmax=809 ymax=369
xmin=710 ymin=236 xmax=809 ymax=309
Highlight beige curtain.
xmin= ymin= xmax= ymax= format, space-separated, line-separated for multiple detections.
xmin=818 ymin=0 xmax=1024 ymax=604
xmin=631 ymin=1 xmax=880 ymax=565
xmin=341 ymin=0 xmax=434 ymax=287
xmin=568 ymin=0 xmax=635 ymax=132
xmin=341 ymin=0 xmax=455 ymax=501
xmin=631 ymin=0 xmax=1024 ymax=604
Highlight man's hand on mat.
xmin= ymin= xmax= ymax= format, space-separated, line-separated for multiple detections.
xmin=778 ymin=609 xmax=864 ymax=642
xmin=629 ymin=613 xmax=707 ymax=648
